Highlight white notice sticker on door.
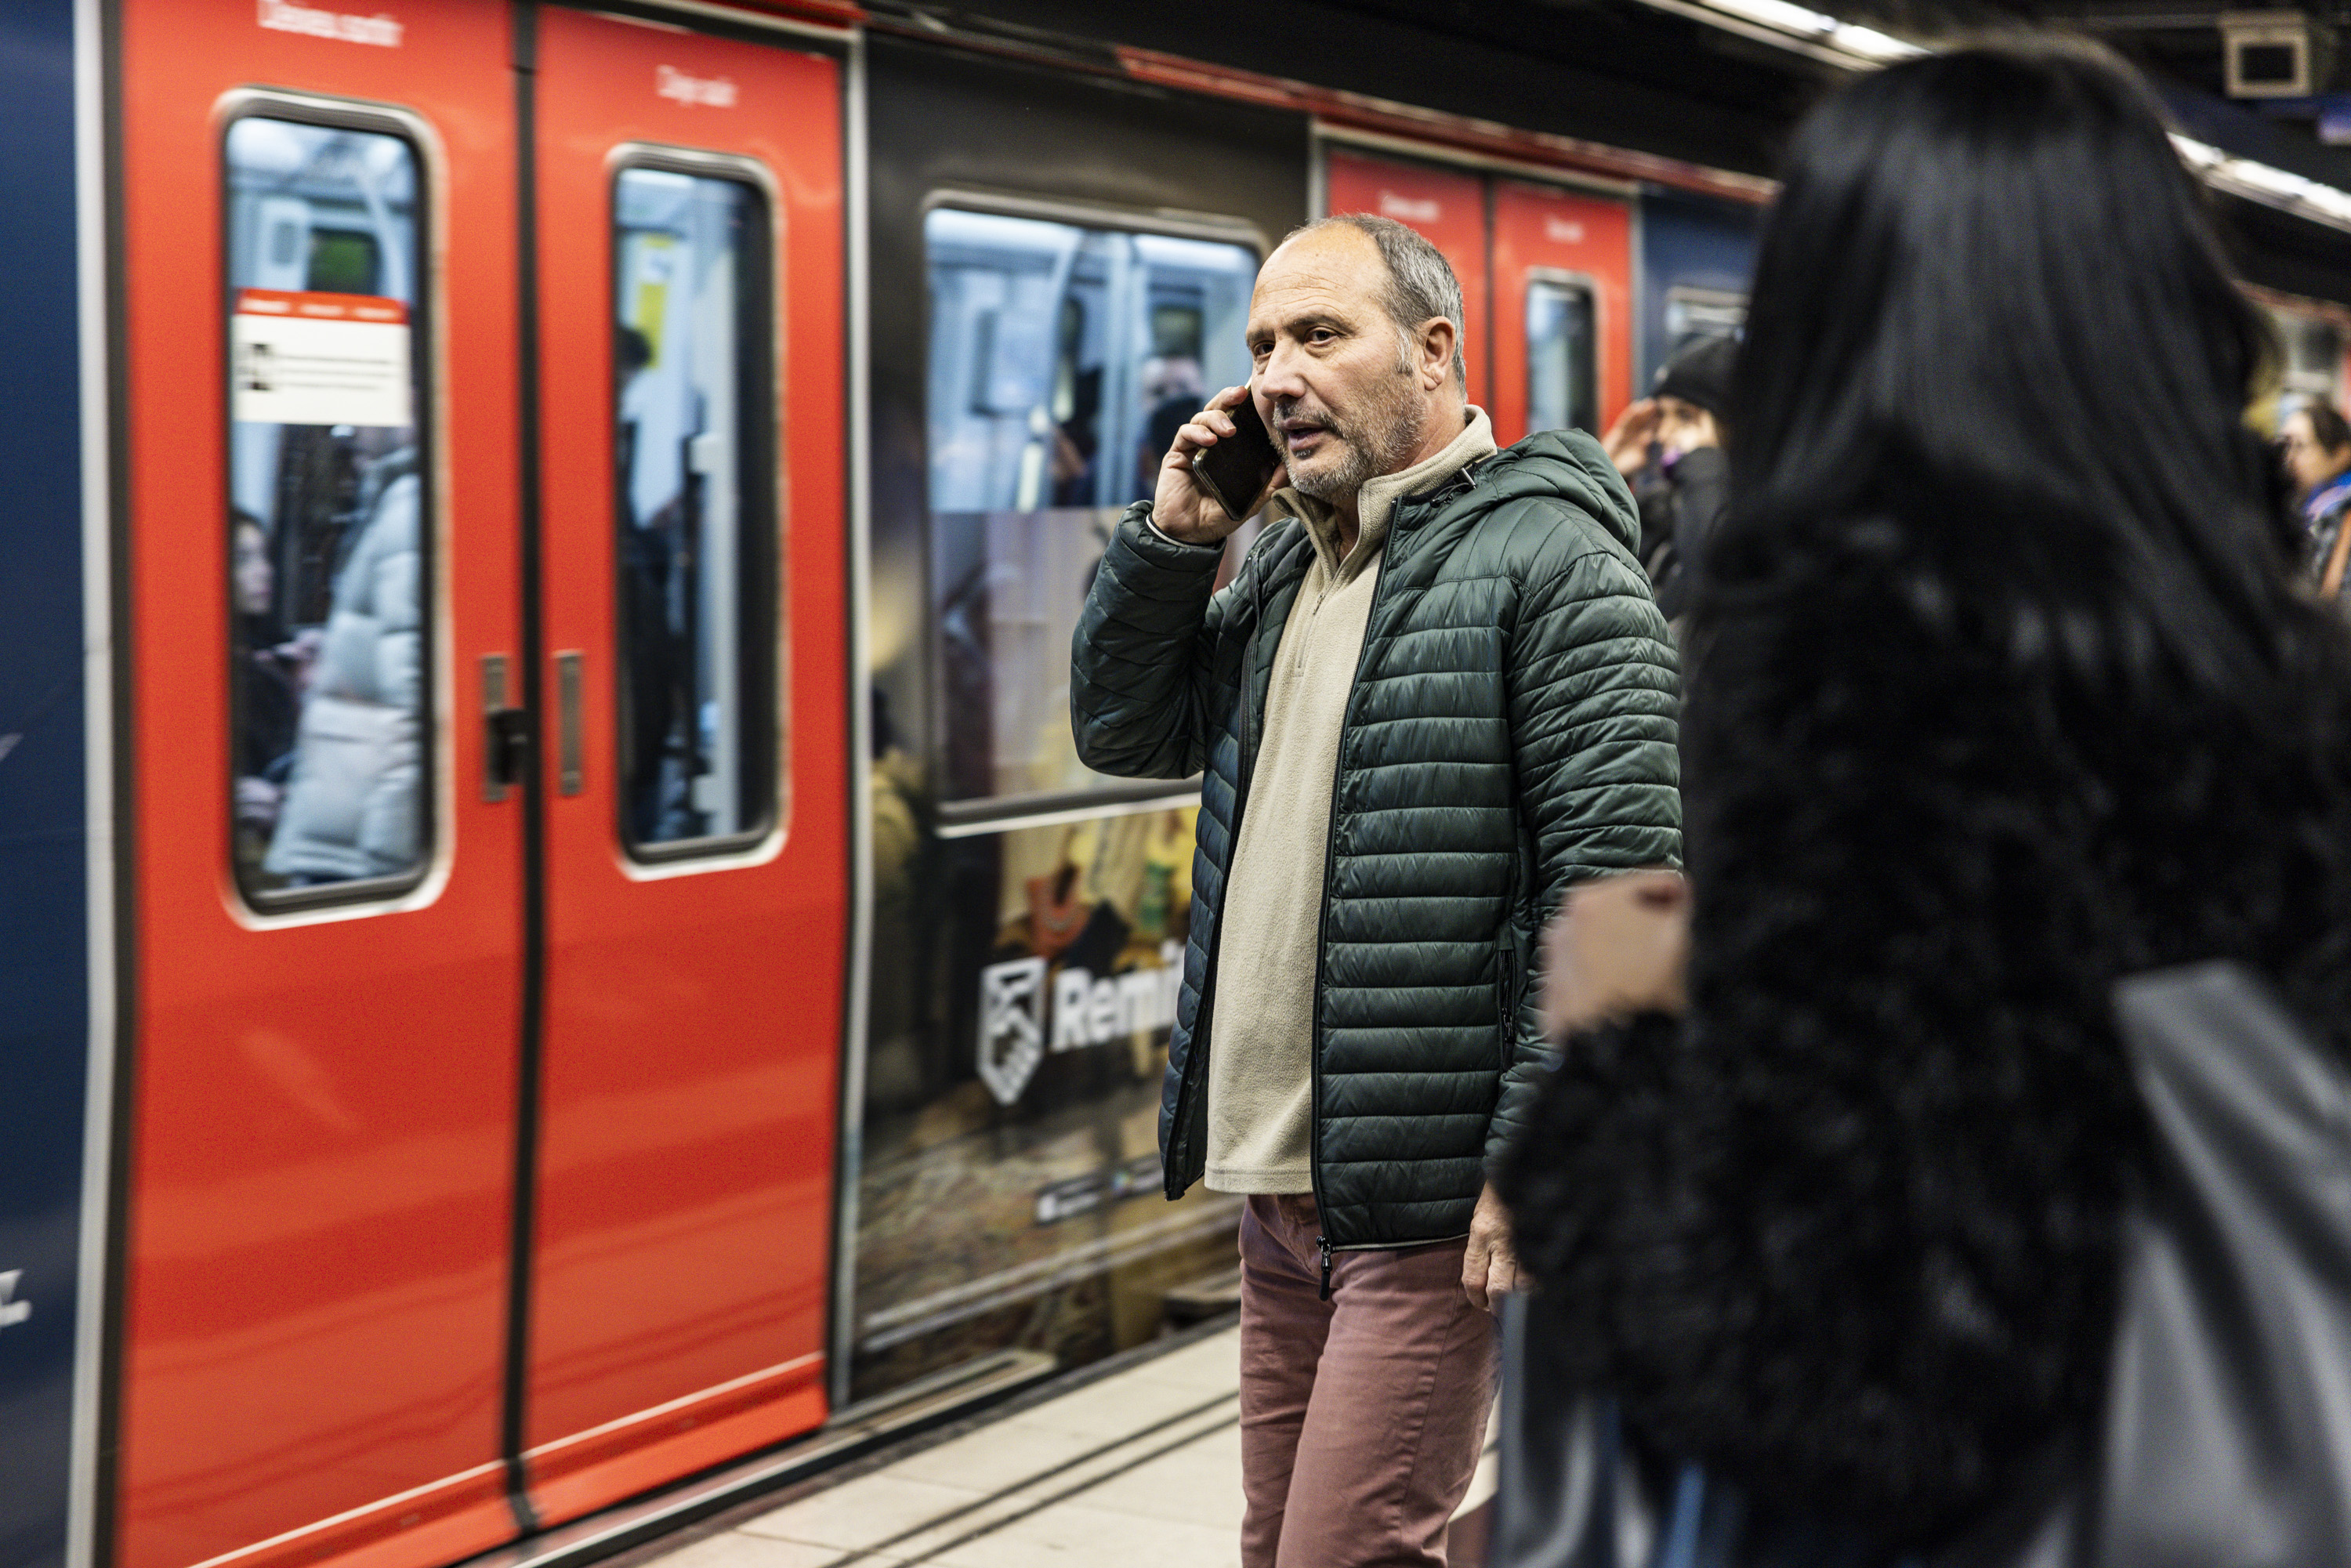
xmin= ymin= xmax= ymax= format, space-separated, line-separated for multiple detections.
xmin=232 ymin=288 xmax=412 ymax=429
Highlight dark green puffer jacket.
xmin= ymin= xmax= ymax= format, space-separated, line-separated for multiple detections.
xmin=1070 ymin=429 xmax=1681 ymax=1252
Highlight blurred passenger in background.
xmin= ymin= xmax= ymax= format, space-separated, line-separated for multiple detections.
xmin=614 ymin=323 xmax=688 ymax=844
xmin=1602 ymin=334 xmax=1733 ymax=621
xmin=2280 ymin=397 xmax=2351 ymax=595
xmin=1137 ymin=353 xmax=1208 ymax=496
xmin=231 ymin=509 xmax=297 ymax=867
xmin=1492 ymin=37 xmax=2351 ymax=1567
xmin=264 ymin=438 xmax=424 ymax=885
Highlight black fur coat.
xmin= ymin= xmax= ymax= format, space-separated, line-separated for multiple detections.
xmin=1501 ymin=510 xmax=2351 ymax=1553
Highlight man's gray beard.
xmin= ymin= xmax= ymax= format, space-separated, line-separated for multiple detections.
xmin=1283 ymin=364 xmax=1425 ymax=505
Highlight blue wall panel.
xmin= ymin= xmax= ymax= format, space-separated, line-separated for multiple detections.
xmin=1636 ymin=189 xmax=1759 ymax=391
xmin=0 ymin=2 xmax=92 ymax=1566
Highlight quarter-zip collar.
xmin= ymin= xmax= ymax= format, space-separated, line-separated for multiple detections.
xmin=1266 ymin=406 xmax=1498 ymax=585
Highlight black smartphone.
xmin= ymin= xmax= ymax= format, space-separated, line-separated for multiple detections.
xmin=1188 ymin=390 xmax=1284 ymax=523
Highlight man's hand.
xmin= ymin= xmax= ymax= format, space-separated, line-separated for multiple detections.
xmin=1540 ymin=869 xmax=1691 ymax=1039
xmin=1152 ymin=383 xmax=1270 ymax=545
xmin=1462 ymin=1182 xmax=1519 ymax=1313
xmin=1601 ymin=398 xmax=1660 ymax=476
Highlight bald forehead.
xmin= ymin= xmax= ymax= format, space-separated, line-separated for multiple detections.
xmin=1256 ymin=224 xmax=1386 ymax=301
xmin=1248 ymin=226 xmax=1392 ymax=346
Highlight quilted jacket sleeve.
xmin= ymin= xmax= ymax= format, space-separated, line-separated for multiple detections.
xmin=1488 ymin=502 xmax=1683 ymax=1167
xmin=1070 ymin=502 xmax=1234 ymax=780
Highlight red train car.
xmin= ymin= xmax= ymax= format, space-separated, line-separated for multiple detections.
xmin=98 ymin=10 xmax=1705 ymax=1550
xmin=117 ymin=7 xmax=848 ymax=1563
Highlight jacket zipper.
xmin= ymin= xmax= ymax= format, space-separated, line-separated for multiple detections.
xmin=1306 ymin=467 xmax=1491 ymax=1295
xmin=1165 ymin=532 xmax=1288 ymax=1194
xmin=1309 ymin=502 xmax=1420 ymax=1299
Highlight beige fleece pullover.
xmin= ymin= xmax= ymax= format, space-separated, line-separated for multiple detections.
xmin=1202 ymin=407 xmax=1499 ymax=1194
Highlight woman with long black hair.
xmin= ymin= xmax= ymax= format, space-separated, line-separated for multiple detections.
xmin=1494 ymin=36 xmax=2351 ymax=1566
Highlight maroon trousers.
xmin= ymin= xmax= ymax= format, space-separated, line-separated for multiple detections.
xmin=1237 ymin=1193 xmax=1499 ymax=1568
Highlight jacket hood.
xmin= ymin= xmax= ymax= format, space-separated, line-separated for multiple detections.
xmin=1448 ymin=429 xmax=1643 ymax=556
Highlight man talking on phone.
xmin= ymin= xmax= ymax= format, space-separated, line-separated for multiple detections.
xmin=1070 ymin=215 xmax=1680 ymax=1567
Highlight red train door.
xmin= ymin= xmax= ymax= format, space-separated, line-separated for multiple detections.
xmin=525 ymin=7 xmax=849 ymax=1525
xmin=1489 ymin=179 xmax=1636 ymax=446
xmin=114 ymin=5 xmax=525 ymax=1568
xmin=1324 ymin=148 xmax=1491 ymax=410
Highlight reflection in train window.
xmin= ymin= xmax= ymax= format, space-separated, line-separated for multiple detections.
xmin=613 ymin=165 xmax=778 ymax=854
xmin=1526 ymin=276 xmax=1598 ymax=436
xmin=225 ymin=115 xmax=430 ymax=904
xmin=924 ymin=207 xmax=1257 ymax=806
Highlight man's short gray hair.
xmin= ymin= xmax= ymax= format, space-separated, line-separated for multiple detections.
xmin=1285 ymin=213 xmax=1468 ymax=389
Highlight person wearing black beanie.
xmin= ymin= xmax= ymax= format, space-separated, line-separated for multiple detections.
xmin=1651 ymin=332 xmax=1735 ymax=418
xmin=1602 ymin=333 xmax=1736 ymax=622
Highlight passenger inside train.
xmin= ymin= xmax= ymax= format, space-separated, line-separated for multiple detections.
xmin=612 ymin=165 xmax=774 ymax=851
xmin=229 ymin=508 xmax=296 ymax=871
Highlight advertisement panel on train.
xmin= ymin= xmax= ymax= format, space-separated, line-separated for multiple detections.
xmin=848 ymin=41 xmax=1310 ymax=1404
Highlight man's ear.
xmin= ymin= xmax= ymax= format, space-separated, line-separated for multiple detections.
xmin=1417 ymin=318 xmax=1457 ymax=391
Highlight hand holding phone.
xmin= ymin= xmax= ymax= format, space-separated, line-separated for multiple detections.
xmin=1152 ymin=383 xmax=1283 ymax=544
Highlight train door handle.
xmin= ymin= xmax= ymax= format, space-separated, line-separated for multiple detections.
xmin=480 ymin=654 xmax=528 ymax=801
xmin=554 ymin=651 xmax=585 ymax=797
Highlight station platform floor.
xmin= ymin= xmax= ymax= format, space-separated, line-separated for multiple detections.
xmin=628 ymin=1320 xmax=1498 ymax=1568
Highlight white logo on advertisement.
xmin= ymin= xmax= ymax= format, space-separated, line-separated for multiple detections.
xmin=976 ymin=942 xmax=1184 ymax=1106
xmin=0 ymin=1272 xmax=28 ymax=1329
xmin=258 ymin=0 xmax=403 ymax=46
xmin=1052 ymin=943 xmax=1183 ymax=1052
xmin=657 ymin=65 xmax=739 ymax=108
xmin=978 ymin=957 xmax=1048 ymax=1106
xmin=1545 ymin=216 xmax=1587 ymax=245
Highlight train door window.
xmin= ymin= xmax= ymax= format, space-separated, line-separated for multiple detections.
xmin=922 ymin=206 xmax=1256 ymax=811
xmin=1661 ymin=285 xmax=1745 ymax=358
xmin=1525 ymin=275 xmax=1598 ymax=436
xmin=225 ymin=114 xmax=431 ymax=906
xmin=2270 ymin=305 xmax=2345 ymax=403
xmin=612 ymin=161 xmax=778 ymax=856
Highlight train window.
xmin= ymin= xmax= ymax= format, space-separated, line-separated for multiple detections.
xmin=1661 ymin=285 xmax=1746 ymax=357
xmin=923 ymin=207 xmax=1257 ymax=807
xmin=1525 ymin=276 xmax=1598 ymax=436
xmin=225 ymin=114 xmax=431 ymax=905
xmin=2270 ymin=306 xmax=2345 ymax=403
xmin=613 ymin=163 xmax=778 ymax=855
